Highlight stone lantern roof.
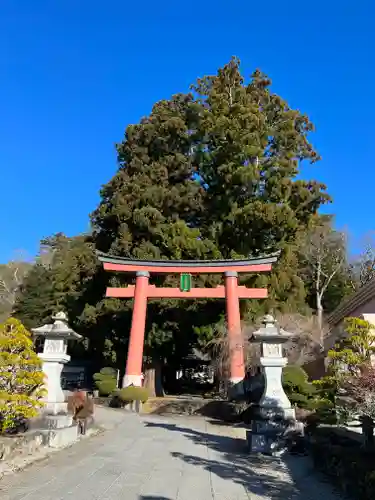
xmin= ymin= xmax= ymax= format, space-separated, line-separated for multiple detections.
xmin=32 ymin=312 xmax=82 ymax=340
xmin=251 ymin=314 xmax=293 ymax=344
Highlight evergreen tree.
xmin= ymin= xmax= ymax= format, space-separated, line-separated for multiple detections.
xmin=91 ymin=58 xmax=330 ymax=392
xmin=14 ymin=264 xmax=56 ymax=330
xmin=91 ymin=94 xmax=222 ymax=393
xmin=14 ymin=234 xmax=113 ymax=367
xmin=192 ymin=58 xmax=330 ymax=317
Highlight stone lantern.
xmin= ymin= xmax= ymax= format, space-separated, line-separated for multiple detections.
xmin=32 ymin=312 xmax=82 ymax=416
xmin=249 ymin=314 xmax=296 ymax=454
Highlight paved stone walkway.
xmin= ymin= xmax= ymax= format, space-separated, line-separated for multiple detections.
xmin=0 ymin=412 xmax=342 ymax=500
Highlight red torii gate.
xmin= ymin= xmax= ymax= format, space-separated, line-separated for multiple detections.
xmin=98 ymin=252 xmax=278 ymax=390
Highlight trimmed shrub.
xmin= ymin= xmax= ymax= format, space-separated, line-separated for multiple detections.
xmin=93 ymin=367 xmax=117 ymax=396
xmin=117 ymin=386 xmax=149 ymax=403
xmin=96 ymin=379 xmax=117 ymax=397
xmin=282 ymin=365 xmax=316 ymax=409
xmin=98 ymin=367 xmax=117 ymax=377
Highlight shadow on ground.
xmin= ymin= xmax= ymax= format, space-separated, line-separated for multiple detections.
xmin=139 ymin=497 xmax=172 ymax=500
xmin=144 ymin=419 xmax=246 ymax=454
xmin=143 ymin=419 xmax=338 ymax=500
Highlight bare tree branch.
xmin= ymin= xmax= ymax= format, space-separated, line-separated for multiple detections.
xmin=0 ymin=254 xmax=31 ymax=319
xmin=350 ymin=231 xmax=375 ymax=288
xmin=206 ymin=313 xmax=325 ymax=391
xmin=298 ymin=222 xmax=348 ymax=335
xmin=275 ymin=312 xmax=327 ymax=365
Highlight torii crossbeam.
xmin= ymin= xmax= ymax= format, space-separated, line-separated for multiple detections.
xmin=98 ymin=252 xmax=278 ymax=392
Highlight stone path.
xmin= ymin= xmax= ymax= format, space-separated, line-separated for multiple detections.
xmin=0 ymin=411 xmax=342 ymax=500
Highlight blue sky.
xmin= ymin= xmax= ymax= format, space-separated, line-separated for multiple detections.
xmin=0 ymin=1 xmax=373 ymax=262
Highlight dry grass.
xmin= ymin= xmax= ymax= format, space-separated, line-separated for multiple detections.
xmin=207 ymin=312 xmax=326 ymax=382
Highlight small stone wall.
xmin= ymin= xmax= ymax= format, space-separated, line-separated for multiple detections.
xmin=0 ymin=420 xmax=99 ymax=478
xmin=0 ymin=430 xmax=47 ymax=462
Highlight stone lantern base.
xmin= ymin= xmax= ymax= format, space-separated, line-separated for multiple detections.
xmin=248 ymin=405 xmax=299 ymax=456
xmin=39 ymin=352 xmax=70 ymax=416
xmin=248 ymin=314 xmax=303 ymax=456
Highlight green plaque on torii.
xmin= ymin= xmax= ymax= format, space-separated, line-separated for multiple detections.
xmin=180 ymin=273 xmax=192 ymax=292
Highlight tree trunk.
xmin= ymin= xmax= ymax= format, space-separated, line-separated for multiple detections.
xmin=361 ymin=416 xmax=375 ymax=449
xmin=144 ymin=360 xmax=164 ymax=397
xmin=316 ymin=292 xmax=324 ymax=345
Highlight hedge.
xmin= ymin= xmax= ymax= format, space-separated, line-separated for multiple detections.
xmin=309 ymin=427 xmax=375 ymax=499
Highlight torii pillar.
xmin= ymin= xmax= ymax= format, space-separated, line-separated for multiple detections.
xmin=123 ymin=271 xmax=149 ymax=387
xmin=225 ymin=271 xmax=245 ymax=388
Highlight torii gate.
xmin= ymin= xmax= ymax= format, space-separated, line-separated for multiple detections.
xmin=98 ymin=252 xmax=278 ymax=390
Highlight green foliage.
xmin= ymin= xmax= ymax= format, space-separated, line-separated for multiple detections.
xmin=13 ymin=264 xmax=56 ymax=330
xmin=95 ymin=380 xmax=116 ymax=397
xmin=0 ymin=318 xmax=45 ymax=432
xmin=97 ymin=367 xmax=117 ymax=377
xmin=282 ymin=365 xmax=316 ymax=408
xmin=93 ymin=367 xmax=117 ymax=396
xmin=313 ymin=317 xmax=375 ymax=426
xmin=329 ymin=317 xmax=375 ymax=376
xmin=117 ymin=386 xmax=149 ymax=403
xmin=13 ymin=234 xmax=113 ymax=365
xmin=315 ymin=317 xmax=375 ymax=399
xmin=306 ymin=398 xmax=337 ymax=426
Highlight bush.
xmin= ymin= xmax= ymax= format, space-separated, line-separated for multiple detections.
xmin=98 ymin=367 xmax=117 ymax=377
xmin=282 ymin=365 xmax=316 ymax=409
xmin=96 ymin=379 xmax=117 ymax=397
xmin=0 ymin=318 xmax=45 ymax=432
xmin=93 ymin=367 xmax=117 ymax=396
xmin=117 ymin=386 xmax=149 ymax=403
xmin=303 ymin=398 xmax=337 ymax=431
xmin=310 ymin=428 xmax=375 ymax=499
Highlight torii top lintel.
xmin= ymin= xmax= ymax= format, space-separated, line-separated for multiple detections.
xmin=97 ymin=251 xmax=279 ymax=274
